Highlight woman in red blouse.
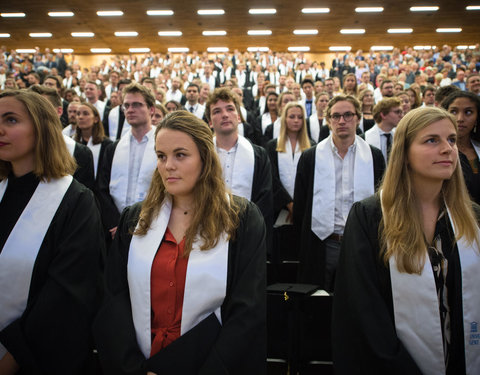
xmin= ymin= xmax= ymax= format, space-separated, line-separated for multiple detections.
xmin=94 ymin=110 xmax=267 ymax=375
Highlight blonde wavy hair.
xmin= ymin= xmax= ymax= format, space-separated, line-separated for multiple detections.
xmin=380 ymin=106 xmax=479 ymax=273
xmin=276 ymin=102 xmax=311 ymax=153
xmin=134 ymin=110 xmax=242 ymax=256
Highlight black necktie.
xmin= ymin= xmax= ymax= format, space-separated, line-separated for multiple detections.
xmin=189 ymin=106 xmax=194 ymax=113
xmin=384 ymin=133 xmax=392 ymax=161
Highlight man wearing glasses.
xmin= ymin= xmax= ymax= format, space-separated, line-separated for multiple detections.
xmin=366 ymin=97 xmax=403 ymax=163
xmin=98 ymin=83 xmax=157 ymax=240
xmin=294 ymin=95 xmax=385 ymax=291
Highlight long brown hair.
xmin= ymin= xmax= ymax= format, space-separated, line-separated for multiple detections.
xmin=74 ymin=102 xmax=105 ymax=145
xmin=134 ymin=110 xmax=242 ymax=255
xmin=379 ymin=106 xmax=479 ymax=273
xmin=0 ymin=90 xmax=76 ymax=181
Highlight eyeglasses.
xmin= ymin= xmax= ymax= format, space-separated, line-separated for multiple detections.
xmin=330 ymin=112 xmax=356 ymax=122
xmin=122 ymin=102 xmax=145 ymax=111
xmin=390 ymin=109 xmax=403 ymax=115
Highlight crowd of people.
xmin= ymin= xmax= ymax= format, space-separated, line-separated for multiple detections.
xmin=1 ymin=43 xmax=480 ymax=374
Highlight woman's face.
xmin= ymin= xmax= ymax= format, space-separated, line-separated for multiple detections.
xmin=292 ymin=85 xmax=301 ymax=98
xmin=155 ymin=128 xmax=203 ymax=200
xmin=267 ymin=95 xmax=278 ymax=112
xmin=398 ymin=94 xmax=412 ymax=114
xmin=344 ymin=76 xmax=356 ymax=90
xmin=0 ymin=96 xmax=36 ymax=176
xmin=166 ymin=102 xmax=178 ymax=113
xmin=407 ymin=118 xmax=457 ymax=186
xmin=362 ymin=91 xmax=374 ymax=106
xmin=407 ymin=90 xmax=416 ymax=106
xmin=152 ymin=108 xmax=164 ymax=126
xmin=316 ymin=95 xmax=329 ymax=113
xmin=285 ymin=107 xmax=304 ymax=134
xmin=447 ymin=97 xmax=478 ymax=139
xmin=76 ymin=105 xmax=97 ymax=132
xmin=280 ymin=94 xmax=295 ymax=111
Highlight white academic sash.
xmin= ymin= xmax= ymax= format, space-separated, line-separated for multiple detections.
xmin=471 ymin=139 xmax=480 ymax=160
xmin=0 ymin=175 xmax=73 ymax=358
xmin=308 ymin=115 xmax=321 ymax=143
xmin=230 ymin=136 xmax=255 ymax=200
xmin=238 ymin=123 xmax=244 ymax=137
xmin=311 ymin=135 xmax=374 ymax=240
xmin=261 ymin=113 xmax=272 ymax=134
xmin=389 ymin=208 xmax=480 ymax=375
xmin=109 ymin=128 xmax=156 ymax=213
xmin=128 ymin=198 xmax=228 ymax=358
xmin=278 ymin=140 xmax=301 ymax=199
xmin=272 ymin=118 xmax=281 ymax=140
xmin=63 ymin=134 xmax=76 ymax=156
xmin=86 ymin=138 xmax=101 ymax=179
xmin=108 ymin=106 xmax=131 ymax=141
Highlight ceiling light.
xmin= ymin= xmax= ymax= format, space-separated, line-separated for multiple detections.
xmin=340 ymin=29 xmax=366 ymax=34
xmin=329 ymin=46 xmax=352 ymax=51
xmin=456 ymin=45 xmax=469 ymax=49
xmin=53 ymin=48 xmax=74 ymax=53
xmin=97 ymin=11 xmax=123 ymax=16
xmin=16 ymin=49 xmax=36 ymax=53
xmin=301 ymin=8 xmax=330 ymax=13
xmin=0 ymin=33 xmax=11 ymax=37
xmin=355 ymin=7 xmax=384 ymax=12
xmin=197 ymin=9 xmax=225 ymax=15
xmin=147 ymin=10 xmax=174 ymax=16
xmin=207 ymin=47 xmax=229 ymax=52
xmin=203 ymin=30 xmax=227 ymax=36
xmin=293 ymin=29 xmax=318 ymax=35
xmin=371 ymin=46 xmax=394 ymax=51
xmin=129 ymin=48 xmax=150 ymax=53
xmin=388 ymin=28 xmax=413 ymax=33
xmin=288 ymin=46 xmax=310 ymax=52
xmin=158 ymin=31 xmax=182 ymax=36
xmin=248 ymin=30 xmax=272 ymax=35
xmin=249 ymin=9 xmax=276 ymax=14
xmin=466 ymin=5 xmax=480 ymax=10
xmin=413 ymin=45 xmax=433 ymax=50
xmin=1 ymin=13 xmax=26 ymax=18
xmin=91 ymin=48 xmax=111 ymax=53
xmin=29 ymin=33 xmax=52 ymax=37
xmin=470 ymin=45 xmax=477 ymax=49
xmin=48 ymin=12 xmax=74 ymax=17
xmin=114 ymin=31 xmax=138 ymax=37
xmin=247 ymin=47 xmax=269 ymax=52
xmin=436 ymin=28 xmax=462 ymax=32
xmin=410 ymin=6 xmax=439 ymax=11
xmin=168 ymin=47 xmax=189 ymax=53
xmin=71 ymin=32 xmax=94 ymax=37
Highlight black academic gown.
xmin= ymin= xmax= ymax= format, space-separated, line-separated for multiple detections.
xmin=0 ymin=174 xmax=104 ymax=375
xmin=332 ymin=195 xmax=469 ymax=374
xmin=459 ymin=151 xmax=480 ymax=204
xmin=250 ymin=144 xmax=275 ymax=258
xmin=73 ymin=142 xmax=95 ymax=191
xmin=93 ymin=197 xmax=267 ymax=375
xmin=293 ymin=143 xmax=385 ymax=287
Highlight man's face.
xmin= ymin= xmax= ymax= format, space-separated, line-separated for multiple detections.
xmin=286 ymin=78 xmax=294 ymax=89
xmin=171 ymin=78 xmax=181 ymax=90
xmin=110 ymin=73 xmax=119 ymax=85
xmin=209 ymin=99 xmax=240 ymax=136
xmin=110 ymin=92 xmax=120 ymax=107
xmin=381 ymin=105 xmax=403 ymax=127
xmin=423 ymin=90 xmax=435 ymax=105
xmin=457 ymin=70 xmax=465 ymax=82
xmin=279 ymin=76 xmax=286 ymax=86
xmin=200 ymin=85 xmax=210 ymax=99
xmin=85 ymin=83 xmax=98 ymax=101
xmin=302 ymin=83 xmax=314 ymax=98
xmin=44 ymin=78 xmax=59 ymax=92
xmin=325 ymin=80 xmax=334 ymax=94
xmin=27 ymin=74 xmax=38 ymax=84
xmin=467 ymin=75 xmax=480 ymax=94
xmin=122 ymin=92 xmax=154 ymax=128
xmin=67 ymin=103 xmax=79 ymax=124
xmin=186 ymin=86 xmax=199 ymax=103
xmin=362 ymin=72 xmax=370 ymax=84
xmin=381 ymin=82 xmax=394 ymax=97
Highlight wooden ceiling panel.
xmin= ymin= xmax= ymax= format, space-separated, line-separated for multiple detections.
xmin=0 ymin=0 xmax=478 ymax=54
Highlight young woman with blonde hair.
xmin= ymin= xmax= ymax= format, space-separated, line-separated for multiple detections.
xmin=333 ymin=106 xmax=480 ymax=374
xmin=94 ymin=111 xmax=266 ymax=374
xmin=0 ymin=90 xmax=103 ymax=374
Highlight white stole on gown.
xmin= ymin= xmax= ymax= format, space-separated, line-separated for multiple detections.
xmin=389 ymin=208 xmax=480 ymax=375
xmin=0 ymin=175 xmax=73 ymax=358
xmin=272 ymin=118 xmax=281 ymax=140
xmin=63 ymin=134 xmax=76 ymax=156
xmin=311 ymin=135 xmax=374 ymax=240
xmin=109 ymin=129 xmax=156 ymax=212
xmin=128 ymin=197 xmax=228 ymax=358
xmin=215 ymin=135 xmax=255 ymax=201
xmin=86 ymin=137 xmax=101 ymax=178
xmin=278 ymin=140 xmax=301 ymax=199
